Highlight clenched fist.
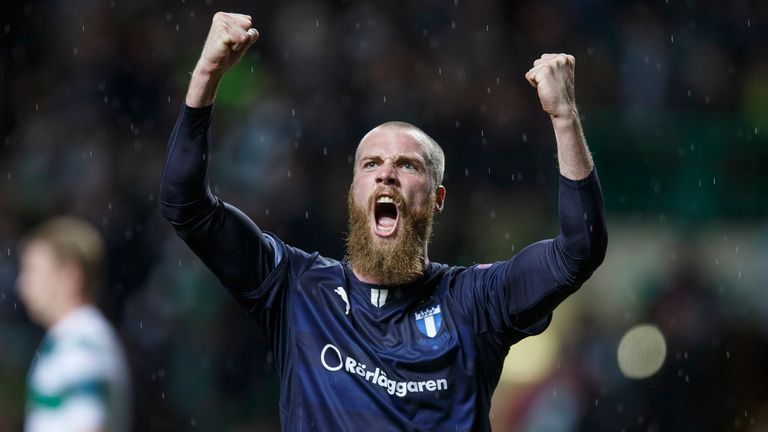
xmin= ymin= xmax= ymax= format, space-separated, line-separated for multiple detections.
xmin=186 ymin=12 xmax=259 ymax=107
xmin=525 ymin=54 xmax=577 ymax=119
xmin=195 ymin=12 xmax=259 ymax=76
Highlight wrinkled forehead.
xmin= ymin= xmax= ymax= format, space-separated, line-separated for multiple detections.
xmin=354 ymin=126 xmax=431 ymax=165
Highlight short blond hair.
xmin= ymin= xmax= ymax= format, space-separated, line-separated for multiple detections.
xmin=356 ymin=122 xmax=445 ymax=191
xmin=22 ymin=216 xmax=105 ymax=299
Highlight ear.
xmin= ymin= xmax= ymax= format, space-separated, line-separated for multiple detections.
xmin=434 ymin=185 xmax=446 ymax=214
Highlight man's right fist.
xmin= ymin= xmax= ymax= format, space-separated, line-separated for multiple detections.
xmin=195 ymin=12 xmax=259 ymax=77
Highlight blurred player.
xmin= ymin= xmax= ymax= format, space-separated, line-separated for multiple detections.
xmin=16 ymin=217 xmax=131 ymax=432
xmin=160 ymin=12 xmax=607 ymax=431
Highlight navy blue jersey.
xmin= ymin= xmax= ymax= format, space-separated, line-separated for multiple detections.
xmin=160 ymin=105 xmax=607 ymax=431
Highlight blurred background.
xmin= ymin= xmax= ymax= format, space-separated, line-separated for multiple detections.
xmin=1 ymin=0 xmax=767 ymax=430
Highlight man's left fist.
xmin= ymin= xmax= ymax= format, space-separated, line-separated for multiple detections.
xmin=525 ymin=53 xmax=577 ymax=119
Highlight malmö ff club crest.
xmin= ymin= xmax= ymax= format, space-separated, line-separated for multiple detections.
xmin=414 ymin=305 xmax=442 ymax=338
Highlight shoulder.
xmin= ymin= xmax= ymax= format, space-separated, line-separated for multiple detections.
xmin=49 ymin=308 xmax=127 ymax=378
xmin=265 ymin=232 xmax=345 ymax=277
xmin=433 ymin=260 xmax=515 ymax=296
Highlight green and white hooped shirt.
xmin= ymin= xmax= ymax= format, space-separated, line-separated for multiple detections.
xmin=25 ymin=306 xmax=131 ymax=432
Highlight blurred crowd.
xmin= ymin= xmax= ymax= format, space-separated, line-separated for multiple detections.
xmin=1 ymin=0 xmax=767 ymax=430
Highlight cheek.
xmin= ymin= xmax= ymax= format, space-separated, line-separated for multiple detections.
xmin=20 ymin=272 xmax=42 ymax=298
xmin=350 ymin=181 xmax=369 ymax=207
xmin=21 ymin=266 xmax=54 ymax=299
xmin=406 ymin=181 xmax=431 ymax=206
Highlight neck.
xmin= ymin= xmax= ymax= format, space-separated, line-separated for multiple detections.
xmin=45 ymin=298 xmax=88 ymax=329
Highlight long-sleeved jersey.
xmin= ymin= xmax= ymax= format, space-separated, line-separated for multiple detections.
xmin=160 ymin=105 xmax=607 ymax=431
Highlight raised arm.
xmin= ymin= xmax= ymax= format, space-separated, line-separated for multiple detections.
xmin=525 ymin=53 xmax=593 ymax=180
xmin=160 ymin=13 xmax=279 ymax=310
xmin=503 ymin=54 xmax=607 ymax=328
xmin=451 ymin=55 xmax=607 ymax=341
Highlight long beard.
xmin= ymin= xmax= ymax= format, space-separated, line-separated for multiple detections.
xmin=345 ymin=190 xmax=435 ymax=286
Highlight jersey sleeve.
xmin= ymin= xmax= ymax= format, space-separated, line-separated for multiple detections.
xmin=448 ymin=169 xmax=608 ymax=345
xmin=159 ymin=104 xmax=284 ymax=334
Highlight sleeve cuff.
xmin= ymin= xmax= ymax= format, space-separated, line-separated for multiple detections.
xmin=559 ymin=167 xmax=599 ymax=190
xmin=183 ymin=103 xmax=214 ymax=115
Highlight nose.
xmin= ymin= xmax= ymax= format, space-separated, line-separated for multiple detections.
xmin=375 ymin=161 xmax=398 ymax=186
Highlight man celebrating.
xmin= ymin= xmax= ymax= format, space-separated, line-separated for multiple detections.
xmin=16 ymin=217 xmax=131 ymax=432
xmin=161 ymin=12 xmax=607 ymax=431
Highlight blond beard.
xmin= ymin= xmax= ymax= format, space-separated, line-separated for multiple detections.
xmin=345 ymin=189 xmax=435 ymax=286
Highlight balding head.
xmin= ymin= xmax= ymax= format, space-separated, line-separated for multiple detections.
xmin=355 ymin=122 xmax=445 ymax=191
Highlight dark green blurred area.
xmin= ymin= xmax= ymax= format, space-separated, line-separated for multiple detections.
xmin=588 ymin=111 xmax=768 ymax=220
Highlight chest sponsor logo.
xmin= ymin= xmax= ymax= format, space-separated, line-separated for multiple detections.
xmin=414 ymin=304 xmax=442 ymax=338
xmin=320 ymin=344 xmax=448 ymax=398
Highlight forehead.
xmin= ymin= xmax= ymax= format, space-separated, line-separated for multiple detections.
xmin=21 ymin=241 xmax=56 ymax=266
xmin=356 ymin=127 xmax=430 ymax=162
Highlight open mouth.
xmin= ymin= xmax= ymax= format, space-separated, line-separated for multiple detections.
xmin=373 ymin=195 xmax=399 ymax=238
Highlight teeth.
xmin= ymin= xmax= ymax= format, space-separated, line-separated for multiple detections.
xmin=376 ymin=196 xmax=394 ymax=204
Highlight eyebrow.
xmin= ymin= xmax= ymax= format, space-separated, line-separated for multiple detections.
xmin=394 ymin=155 xmax=424 ymax=168
xmin=359 ymin=155 xmax=425 ymax=168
